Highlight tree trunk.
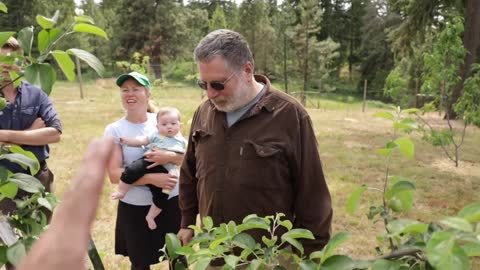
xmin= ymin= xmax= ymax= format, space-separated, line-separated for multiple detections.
xmin=150 ymin=54 xmax=162 ymax=80
xmin=447 ymin=0 xmax=480 ymax=118
xmin=283 ymin=32 xmax=289 ymax=93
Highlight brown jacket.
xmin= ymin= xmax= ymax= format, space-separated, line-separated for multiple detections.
xmin=179 ymin=75 xmax=332 ymax=254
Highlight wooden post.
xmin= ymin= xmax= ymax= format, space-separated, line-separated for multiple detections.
xmin=362 ymin=79 xmax=367 ymax=112
xmin=414 ymin=77 xmax=419 ymax=108
xmin=75 ymin=56 xmax=84 ymax=99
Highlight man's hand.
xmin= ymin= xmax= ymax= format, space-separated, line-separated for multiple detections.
xmin=17 ymin=137 xmax=114 ymax=270
xmin=177 ymin=228 xmax=194 ymax=246
xmin=27 ymin=118 xmax=46 ymax=130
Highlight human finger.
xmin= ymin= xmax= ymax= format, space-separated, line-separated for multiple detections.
xmin=18 ymin=137 xmax=115 ymax=270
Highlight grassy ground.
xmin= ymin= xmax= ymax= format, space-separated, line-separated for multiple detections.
xmin=46 ymin=80 xmax=480 ymax=269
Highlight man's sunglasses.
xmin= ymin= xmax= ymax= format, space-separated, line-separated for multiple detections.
xmin=197 ymin=72 xmax=236 ymax=91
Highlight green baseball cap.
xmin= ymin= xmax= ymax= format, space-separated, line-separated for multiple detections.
xmin=116 ymin=71 xmax=151 ymax=88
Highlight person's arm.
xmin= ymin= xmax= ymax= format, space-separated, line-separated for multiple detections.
xmin=2 ymin=90 xmax=63 ymax=145
xmin=120 ymin=136 xmax=148 ymax=147
xmin=17 ymin=138 xmax=114 ymax=270
xmin=105 ymin=140 xmax=177 ymax=190
xmin=106 ymin=143 xmax=124 ymax=184
xmin=143 ymin=148 xmax=184 ymax=168
xmin=178 ymin=109 xmax=200 ymax=238
xmin=0 ymin=127 xmax=60 ymax=145
xmin=292 ymin=112 xmax=333 ymax=255
xmin=26 ymin=118 xmax=46 ymax=130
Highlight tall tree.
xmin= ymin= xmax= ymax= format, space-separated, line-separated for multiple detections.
xmin=293 ymin=0 xmax=323 ymax=106
xmin=358 ymin=0 xmax=396 ymax=99
xmin=449 ymin=0 xmax=480 ymax=118
xmin=238 ymin=0 xmax=276 ymax=75
xmin=208 ymin=5 xmax=227 ymax=32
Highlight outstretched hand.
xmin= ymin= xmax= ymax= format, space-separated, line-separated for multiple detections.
xmin=18 ymin=137 xmax=114 ymax=270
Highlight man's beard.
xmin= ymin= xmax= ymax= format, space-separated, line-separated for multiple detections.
xmin=211 ymin=80 xmax=251 ymax=112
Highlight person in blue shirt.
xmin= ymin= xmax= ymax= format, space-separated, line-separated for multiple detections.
xmin=0 ymin=37 xmax=62 ymax=218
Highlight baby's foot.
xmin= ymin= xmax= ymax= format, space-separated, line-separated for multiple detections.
xmin=146 ymin=216 xmax=157 ymax=230
xmin=110 ymin=192 xmax=125 ymax=200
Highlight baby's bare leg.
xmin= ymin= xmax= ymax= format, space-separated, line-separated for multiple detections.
xmin=145 ymin=204 xmax=162 ymax=230
xmin=110 ymin=181 xmax=130 ymax=200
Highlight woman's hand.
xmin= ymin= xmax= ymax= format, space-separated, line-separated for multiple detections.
xmin=142 ymin=173 xmax=178 ymax=190
xmin=144 ymin=149 xmax=178 ymax=168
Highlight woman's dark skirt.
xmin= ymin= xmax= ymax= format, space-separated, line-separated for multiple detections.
xmin=115 ymin=196 xmax=181 ymax=267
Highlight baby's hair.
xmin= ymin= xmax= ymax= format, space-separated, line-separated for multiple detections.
xmin=157 ymin=106 xmax=181 ymax=121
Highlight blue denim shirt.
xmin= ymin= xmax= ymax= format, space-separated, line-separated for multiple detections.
xmin=0 ymin=81 xmax=62 ymax=172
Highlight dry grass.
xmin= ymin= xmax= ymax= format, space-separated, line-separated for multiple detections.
xmin=45 ymin=81 xmax=480 ymax=269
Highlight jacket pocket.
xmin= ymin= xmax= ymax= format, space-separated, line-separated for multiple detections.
xmin=241 ymin=140 xmax=282 ymax=160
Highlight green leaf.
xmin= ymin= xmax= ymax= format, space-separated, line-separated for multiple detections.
xmin=193 ymin=257 xmax=211 ymax=270
xmin=37 ymin=197 xmax=52 ymax=211
xmin=386 ymin=219 xmax=428 ymax=236
xmin=281 ymin=236 xmax=304 ymax=254
xmin=0 ymin=151 xmax=39 ymax=175
xmin=73 ymin=23 xmax=108 ymax=39
xmin=298 ymin=259 xmax=316 ymax=270
xmin=24 ymin=63 xmax=56 ymax=95
xmin=440 ymin=217 xmax=473 ymax=232
xmin=0 ymin=166 xmax=10 ymax=182
xmin=374 ymin=111 xmax=395 ymax=121
xmin=242 ymin=214 xmax=259 ymax=223
xmin=0 ymin=182 xmax=18 ymax=199
xmin=462 ymin=242 xmax=480 ymax=257
xmin=278 ymin=219 xmax=293 ymax=230
xmin=247 ymin=259 xmax=262 ymax=270
xmin=282 ymin=228 xmax=314 ymax=240
xmin=0 ymin=245 xmax=7 ymax=265
xmin=202 ymin=216 xmax=213 ymax=230
xmin=321 ymin=232 xmax=351 ymax=262
xmin=233 ymin=233 xmax=256 ymax=250
xmin=74 ymin=15 xmax=95 ymax=24
xmin=224 ymin=255 xmax=240 ymax=269
xmin=175 ymin=246 xmax=195 ymax=256
xmin=8 ymin=173 xmax=43 ymax=193
xmin=262 ymin=235 xmax=278 ymax=248
xmin=402 ymin=108 xmax=421 ymax=114
xmin=6 ymin=241 xmax=26 ymax=266
xmin=37 ymin=28 xmax=61 ymax=54
xmin=67 ymin=48 xmax=104 ymax=76
xmin=345 ymin=185 xmax=367 ymax=214
xmin=0 ymin=2 xmax=7 ymax=13
xmin=426 ymin=231 xmax=469 ymax=270
xmin=45 ymin=193 xmax=59 ymax=210
xmin=237 ymin=217 xmax=270 ymax=232
xmin=17 ymin=26 xmax=34 ymax=56
xmin=0 ymin=32 xmax=16 ymax=48
xmin=371 ymin=259 xmax=402 ymax=270
xmin=165 ymin=233 xmax=181 ymax=260
xmin=394 ymin=137 xmax=414 ymax=159
xmin=51 ymin=50 xmax=75 ymax=81
xmin=393 ymin=118 xmax=418 ymax=130
xmin=0 ymin=97 xmax=7 ymax=110
xmin=458 ymin=202 xmax=480 ymax=223
xmin=35 ymin=11 xmax=59 ymax=29
xmin=320 ymin=255 xmax=354 ymax=270
xmin=376 ymin=147 xmax=394 ymax=157
xmin=209 ymin=236 xmax=230 ymax=249
xmin=385 ymin=180 xmax=415 ymax=212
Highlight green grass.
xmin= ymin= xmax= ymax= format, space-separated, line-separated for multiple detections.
xmin=47 ymin=80 xmax=480 ymax=269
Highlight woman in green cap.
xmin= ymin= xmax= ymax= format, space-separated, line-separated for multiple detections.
xmin=104 ymin=72 xmax=183 ymax=270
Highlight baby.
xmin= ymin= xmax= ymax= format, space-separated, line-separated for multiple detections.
xmin=111 ymin=106 xmax=187 ymax=230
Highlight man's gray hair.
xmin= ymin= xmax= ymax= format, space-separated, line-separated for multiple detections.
xmin=194 ymin=29 xmax=254 ymax=71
